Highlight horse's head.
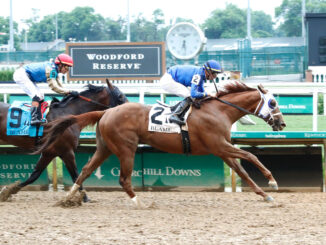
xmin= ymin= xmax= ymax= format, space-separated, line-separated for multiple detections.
xmin=255 ymin=84 xmax=286 ymax=131
xmin=49 ymin=80 xmax=127 ymax=112
xmin=105 ymin=79 xmax=128 ymax=107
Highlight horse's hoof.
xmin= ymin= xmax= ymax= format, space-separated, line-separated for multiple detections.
xmin=264 ymin=196 xmax=274 ymax=202
xmin=268 ymin=181 xmax=278 ymax=190
xmin=0 ymin=181 xmax=21 ymax=202
xmin=55 ymin=192 xmax=84 ymax=208
xmin=83 ymin=194 xmax=91 ymax=203
xmin=131 ymin=196 xmax=146 ymax=209
xmin=0 ymin=186 xmax=10 ymax=202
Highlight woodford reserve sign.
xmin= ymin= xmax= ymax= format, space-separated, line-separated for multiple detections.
xmin=66 ymin=42 xmax=165 ymax=80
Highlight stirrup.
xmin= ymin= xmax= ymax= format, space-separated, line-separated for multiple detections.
xmin=30 ymin=118 xmax=47 ymax=126
xmin=169 ymin=115 xmax=186 ymax=126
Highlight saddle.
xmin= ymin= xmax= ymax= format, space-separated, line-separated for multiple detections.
xmin=6 ymin=101 xmax=49 ymax=137
xmin=148 ymin=101 xmax=193 ymax=154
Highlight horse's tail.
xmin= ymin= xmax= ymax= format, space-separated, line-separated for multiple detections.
xmin=32 ymin=110 xmax=106 ymax=155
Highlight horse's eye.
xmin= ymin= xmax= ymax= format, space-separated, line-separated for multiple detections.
xmin=119 ymin=94 xmax=126 ymax=103
xmin=268 ymin=99 xmax=276 ymax=109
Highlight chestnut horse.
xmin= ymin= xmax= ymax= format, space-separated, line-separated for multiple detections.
xmin=0 ymin=80 xmax=127 ymax=202
xmin=35 ymin=82 xmax=286 ymax=206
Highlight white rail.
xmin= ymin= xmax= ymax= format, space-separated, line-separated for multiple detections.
xmin=1 ymin=81 xmax=325 ymax=131
xmin=309 ymin=66 xmax=326 ymax=83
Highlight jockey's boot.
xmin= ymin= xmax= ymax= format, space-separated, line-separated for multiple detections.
xmin=30 ymin=106 xmax=44 ymax=126
xmin=169 ymin=97 xmax=192 ymax=126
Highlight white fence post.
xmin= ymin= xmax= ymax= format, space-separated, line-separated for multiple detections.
xmin=313 ymin=91 xmax=318 ymax=131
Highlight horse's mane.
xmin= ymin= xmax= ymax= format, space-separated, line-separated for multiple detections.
xmin=50 ymin=84 xmax=105 ymax=108
xmin=216 ymin=80 xmax=256 ymax=97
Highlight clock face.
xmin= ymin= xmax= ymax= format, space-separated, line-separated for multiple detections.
xmin=166 ymin=22 xmax=206 ymax=60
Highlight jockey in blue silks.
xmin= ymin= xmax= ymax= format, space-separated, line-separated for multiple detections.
xmin=13 ymin=54 xmax=79 ymax=125
xmin=160 ymin=60 xmax=222 ymax=126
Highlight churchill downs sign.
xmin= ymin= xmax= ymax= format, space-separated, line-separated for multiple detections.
xmin=66 ymin=42 xmax=165 ymax=80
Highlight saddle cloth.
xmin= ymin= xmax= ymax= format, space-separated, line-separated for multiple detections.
xmin=148 ymin=103 xmax=190 ymax=133
xmin=6 ymin=101 xmax=48 ymax=137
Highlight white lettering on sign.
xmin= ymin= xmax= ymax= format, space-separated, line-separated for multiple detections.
xmin=0 ymin=172 xmax=32 ymax=179
xmin=0 ymin=163 xmax=35 ymax=170
xmin=289 ymin=104 xmax=306 ymax=109
xmin=86 ymin=53 xmax=145 ymax=61
xmin=92 ymin=63 xmax=142 ymax=70
xmin=166 ymin=167 xmax=201 ymax=176
xmin=109 ymin=166 xmax=202 ymax=177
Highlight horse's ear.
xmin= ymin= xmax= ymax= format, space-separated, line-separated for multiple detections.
xmin=106 ymin=78 xmax=114 ymax=90
xmin=258 ymin=84 xmax=267 ymax=94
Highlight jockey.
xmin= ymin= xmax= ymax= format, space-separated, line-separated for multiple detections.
xmin=160 ymin=60 xmax=222 ymax=126
xmin=13 ymin=53 xmax=79 ymax=125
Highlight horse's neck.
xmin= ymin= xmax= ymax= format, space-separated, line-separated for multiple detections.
xmin=219 ymin=90 xmax=259 ymax=122
xmin=47 ymin=99 xmax=102 ymax=122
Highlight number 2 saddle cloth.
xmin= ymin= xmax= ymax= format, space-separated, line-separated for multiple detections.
xmin=6 ymin=101 xmax=48 ymax=137
xmin=148 ymin=102 xmax=191 ymax=134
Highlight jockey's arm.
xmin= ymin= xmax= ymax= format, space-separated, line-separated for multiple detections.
xmin=190 ymin=74 xmax=208 ymax=98
xmin=47 ymin=68 xmax=70 ymax=95
xmin=47 ymin=78 xmax=70 ymax=95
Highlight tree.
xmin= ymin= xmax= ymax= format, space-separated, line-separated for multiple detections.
xmin=27 ymin=15 xmax=57 ymax=42
xmin=26 ymin=7 xmax=110 ymax=42
xmin=251 ymin=11 xmax=274 ymax=37
xmin=275 ymin=0 xmax=326 ymax=37
xmin=104 ymin=17 xmax=126 ymax=41
xmin=203 ymin=4 xmax=247 ymax=39
xmin=130 ymin=9 xmax=169 ymax=42
xmin=202 ymin=4 xmax=273 ymax=39
xmin=60 ymin=7 xmax=107 ymax=41
xmin=0 ymin=17 xmax=20 ymax=50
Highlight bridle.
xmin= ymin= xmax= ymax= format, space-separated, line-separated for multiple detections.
xmin=214 ymin=90 xmax=281 ymax=126
xmin=253 ymin=90 xmax=282 ymax=126
xmin=75 ymin=86 xmax=120 ymax=109
xmin=78 ymin=95 xmax=110 ymax=109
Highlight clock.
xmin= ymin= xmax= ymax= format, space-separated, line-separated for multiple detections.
xmin=166 ymin=22 xmax=206 ymax=60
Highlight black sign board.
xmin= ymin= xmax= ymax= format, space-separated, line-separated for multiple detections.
xmin=305 ymin=13 xmax=326 ymax=66
xmin=66 ymin=42 xmax=165 ymax=80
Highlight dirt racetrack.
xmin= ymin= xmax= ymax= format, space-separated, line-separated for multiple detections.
xmin=1 ymin=191 xmax=326 ymax=245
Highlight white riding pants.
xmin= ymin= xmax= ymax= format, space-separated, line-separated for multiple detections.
xmin=13 ymin=67 xmax=44 ymax=100
xmin=160 ymin=72 xmax=190 ymax=98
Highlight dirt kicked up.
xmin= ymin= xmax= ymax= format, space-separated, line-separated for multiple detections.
xmin=0 ymin=191 xmax=326 ymax=245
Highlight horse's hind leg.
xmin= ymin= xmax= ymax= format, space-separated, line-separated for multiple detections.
xmin=67 ymin=145 xmax=111 ymax=199
xmin=0 ymin=153 xmax=54 ymax=202
xmin=60 ymin=150 xmax=90 ymax=202
xmin=223 ymin=157 xmax=274 ymax=202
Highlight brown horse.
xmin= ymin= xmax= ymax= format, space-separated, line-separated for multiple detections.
xmin=35 ymin=81 xmax=286 ymax=206
xmin=0 ymin=80 xmax=127 ymax=202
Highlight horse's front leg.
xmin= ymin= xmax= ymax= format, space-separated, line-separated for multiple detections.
xmin=219 ymin=141 xmax=278 ymax=190
xmin=231 ymin=147 xmax=278 ymax=190
xmin=0 ymin=153 xmax=54 ymax=202
xmin=222 ymin=157 xmax=274 ymax=202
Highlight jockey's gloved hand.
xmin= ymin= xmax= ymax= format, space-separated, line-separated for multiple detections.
xmin=69 ymin=91 xmax=79 ymax=97
xmin=207 ymin=92 xmax=217 ymax=97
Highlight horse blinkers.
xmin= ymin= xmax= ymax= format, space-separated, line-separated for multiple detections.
xmin=107 ymin=86 xmax=128 ymax=107
xmin=255 ymin=89 xmax=286 ymax=131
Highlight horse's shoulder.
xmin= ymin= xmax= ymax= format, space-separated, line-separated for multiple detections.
xmin=123 ymin=102 xmax=146 ymax=109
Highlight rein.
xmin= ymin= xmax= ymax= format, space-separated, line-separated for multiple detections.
xmin=78 ymin=95 xmax=111 ymax=109
xmin=210 ymin=78 xmax=259 ymax=118
xmin=214 ymin=96 xmax=256 ymax=117
xmin=211 ymin=92 xmax=280 ymax=125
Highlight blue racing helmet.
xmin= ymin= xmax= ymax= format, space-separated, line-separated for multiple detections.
xmin=203 ymin=60 xmax=222 ymax=73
